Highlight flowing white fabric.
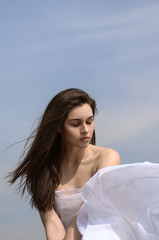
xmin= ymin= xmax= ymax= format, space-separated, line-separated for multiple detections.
xmin=77 ymin=162 xmax=159 ymax=240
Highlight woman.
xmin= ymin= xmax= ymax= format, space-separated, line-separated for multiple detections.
xmin=9 ymin=88 xmax=120 ymax=239
xmin=9 ymin=88 xmax=159 ymax=240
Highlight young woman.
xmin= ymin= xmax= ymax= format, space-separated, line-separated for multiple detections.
xmin=9 ymin=88 xmax=159 ymax=240
xmin=9 ymin=88 xmax=120 ymax=239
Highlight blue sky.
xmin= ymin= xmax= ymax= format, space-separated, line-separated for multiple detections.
xmin=1 ymin=0 xmax=159 ymax=239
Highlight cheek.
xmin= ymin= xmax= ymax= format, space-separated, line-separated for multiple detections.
xmin=62 ymin=127 xmax=78 ymax=138
xmin=90 ymin=123 xmax=95 ymax=134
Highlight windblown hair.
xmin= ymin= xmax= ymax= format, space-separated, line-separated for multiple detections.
xmin=9 ymin=88 xmax=97 ymax=212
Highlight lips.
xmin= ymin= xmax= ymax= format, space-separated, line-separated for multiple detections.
xmin=80 ymin=137 xmax=90 ymax=142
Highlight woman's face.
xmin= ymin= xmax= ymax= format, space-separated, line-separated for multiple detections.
xmin=60 ymin=103 xmax=95 ymax=149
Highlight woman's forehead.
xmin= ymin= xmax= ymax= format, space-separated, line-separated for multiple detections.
xmin=67 ymin=104 xmax=93 ymax=119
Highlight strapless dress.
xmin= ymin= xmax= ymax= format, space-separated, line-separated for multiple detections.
xmin=55 ymin=187 xmax=83 ymax=230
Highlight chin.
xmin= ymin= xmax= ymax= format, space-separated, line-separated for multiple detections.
xmin=80 ymin=142 xmax=90 ymax=148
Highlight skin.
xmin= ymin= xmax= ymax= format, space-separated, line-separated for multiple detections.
xmin=40 ymin=103 xmax=121 ymax=240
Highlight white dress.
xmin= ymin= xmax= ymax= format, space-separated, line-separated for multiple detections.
xmin=55 ymin=187 xmax=83 ymax=230
xmin=56 ymin=162 xmax=159 ymax=239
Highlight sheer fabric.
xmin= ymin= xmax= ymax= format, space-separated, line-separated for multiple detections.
xmin=77 ymin=162 xmax=159 ymax=240
xmin=55 ymin=187 xmax=83 ymax=230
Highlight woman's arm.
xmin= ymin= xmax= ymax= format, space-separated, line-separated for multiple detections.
xmin=39 ymin=209 xmax=66 ymax=240
xmin=64 ymin=213 xmax=82 ymax=240
xmin=40 ymin=209 xmax=82 ymax=240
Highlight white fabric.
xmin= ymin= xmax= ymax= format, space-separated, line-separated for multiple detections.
xmin=55 ymin=187 xmax=83 ymax=230
xmin=77 ymin=162 xmax=159 ymax=240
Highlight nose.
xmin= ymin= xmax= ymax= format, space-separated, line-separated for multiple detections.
xmin=81 ymin=123 xmax=88 ymax=133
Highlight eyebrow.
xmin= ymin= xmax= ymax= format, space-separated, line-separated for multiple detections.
xmin=68 ymin=116 xmax=94 ymax=122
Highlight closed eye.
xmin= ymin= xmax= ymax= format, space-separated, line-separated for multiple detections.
xmin=69 ymin=116 xmax=94 ymax=127
xmin=86 ymin=121 xmax=93 ymax=125
xmin=71 ymin=123 xmax=80 ymax=127
xmin=69 ymin=120 xmax=81 ymax=127
xmin=86 ymin=117 xmax=94 ymax=124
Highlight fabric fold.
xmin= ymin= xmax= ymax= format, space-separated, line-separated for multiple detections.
xmin=77 ymin=162 xmax=159 ymax=240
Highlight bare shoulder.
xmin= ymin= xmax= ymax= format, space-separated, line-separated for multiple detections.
xmin=89 ymin=145 xmax=121 ymax=171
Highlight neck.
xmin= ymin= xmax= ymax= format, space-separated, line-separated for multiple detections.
xmin=61 ymin=144 xmax=89 ymax=167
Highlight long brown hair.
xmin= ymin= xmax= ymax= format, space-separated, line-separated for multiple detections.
xmin=8 ymin=88 xmax=97 ymax=212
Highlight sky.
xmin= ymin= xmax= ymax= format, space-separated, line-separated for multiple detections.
xmin=0 ymin=0 xmax=159 ymax=239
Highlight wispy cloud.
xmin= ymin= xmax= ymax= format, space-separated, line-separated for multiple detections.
xmin=96 ymin=104 xmax=159 ymax=145
xmin=48 ymin=3 xmax=159 ymax=32
xmin=1 ymin=3 xmax=159 ymax=53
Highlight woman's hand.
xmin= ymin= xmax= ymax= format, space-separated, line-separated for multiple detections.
xmin=39 ymin=209 xmax=66 ymax=240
